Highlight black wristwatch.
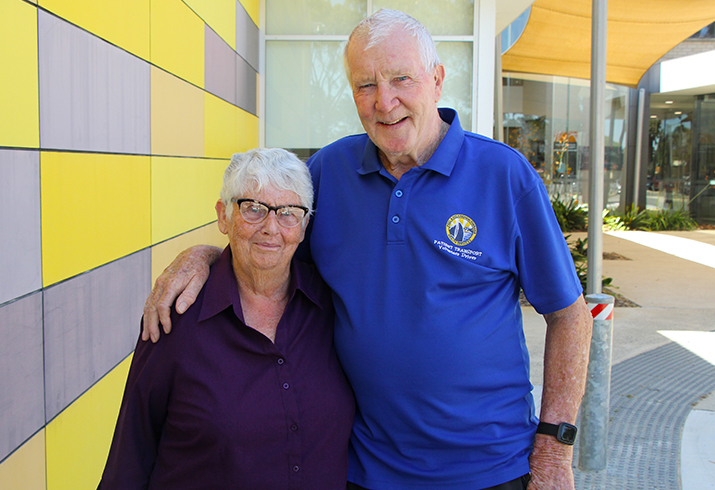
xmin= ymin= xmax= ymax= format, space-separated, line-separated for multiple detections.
xmin=536 ymin=422 xmax=578 ymax=445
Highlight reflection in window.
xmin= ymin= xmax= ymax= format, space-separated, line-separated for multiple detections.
xmin=649 ymin=94 xmax=715 ymax=224
xmin=503 ymin=75 xmax=629 ymax=211
xmin=688 ymin=21 xmax=715 ymax=39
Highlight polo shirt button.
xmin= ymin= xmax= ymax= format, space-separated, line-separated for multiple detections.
xmin=282 ymin=383 xmax=290 ymax=389
xmin=277 ymin=358 xmax=284 ymax=365
xmin=395 ymin=190 xmax=403 ymax=197
xmin=392 ymin=215 xmax=400 ymax=223
xmin=290 ymin=424 xmax=298 ymax=431
xmin=292 ymin=465 xmax=300 ymax=472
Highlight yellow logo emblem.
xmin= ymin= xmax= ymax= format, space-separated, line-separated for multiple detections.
xmin=446 ymin=214 xmax=476 ymax=246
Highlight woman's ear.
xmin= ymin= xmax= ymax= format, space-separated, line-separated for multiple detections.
xmin=298 ymin=215 xmax=310 ymax=242
xmin=216 ymin=200 xmax=229 ymax=235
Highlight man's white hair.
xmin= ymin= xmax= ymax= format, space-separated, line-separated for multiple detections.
xmin=343 ymin=9 xmax=441 ymax=87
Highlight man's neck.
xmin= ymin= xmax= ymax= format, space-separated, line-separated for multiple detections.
xmin=380 ymin=120 xmax=450 ymax=180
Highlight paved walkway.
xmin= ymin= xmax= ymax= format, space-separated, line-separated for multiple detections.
xmin=524 ymin=230 xmax=715 ymax=489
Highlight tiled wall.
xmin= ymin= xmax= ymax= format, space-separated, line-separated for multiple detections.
xmin=0 ymin=0 xmax=258 ymax=487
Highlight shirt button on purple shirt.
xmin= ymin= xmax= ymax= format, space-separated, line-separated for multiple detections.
xmin=292 ymin=466 xmax=300 ymax=472
xmin=282 ymin=382 xmax=290 ymax=389
xmin=290 ymin=424 xmax=298 ymax=431
xmin=277 ymin=358 xmax=284 ymax=365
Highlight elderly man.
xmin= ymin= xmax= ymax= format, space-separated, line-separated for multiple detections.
xmin=143 ymin=9 xmax=592 ymax=490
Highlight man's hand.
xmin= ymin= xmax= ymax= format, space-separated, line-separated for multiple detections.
xmin=527 ymin=435 xmax=575 ymax=489
xmin=142 ymin=245 xmax=222 ymax=342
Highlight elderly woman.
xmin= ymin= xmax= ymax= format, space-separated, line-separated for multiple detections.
xmin=99 ymin=148 xmax=355 ymax=489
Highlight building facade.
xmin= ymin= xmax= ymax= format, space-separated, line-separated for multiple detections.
xmin=0 ymin=0 xmax=255 ymax=487
xmin=1 ymin=1 xmax=714 ymax=488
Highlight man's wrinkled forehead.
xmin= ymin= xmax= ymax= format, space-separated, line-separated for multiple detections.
xmin=348 ymin=29 xmax=424 ymax=72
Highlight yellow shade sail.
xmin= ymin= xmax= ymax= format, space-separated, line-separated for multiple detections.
xmin=502 ymin=0 xmax=715 ymax=87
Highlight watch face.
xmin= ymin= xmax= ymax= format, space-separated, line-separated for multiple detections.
xmin=558 ymin=424 xmax=577 ymax=445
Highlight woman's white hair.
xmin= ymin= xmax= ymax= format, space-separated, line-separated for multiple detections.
xmin=220 ymin=148 xmax=313 ymax=220
xmin=343 ymin=9 xmax=441 ymax=86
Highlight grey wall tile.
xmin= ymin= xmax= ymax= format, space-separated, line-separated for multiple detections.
xmin=236 ymin=57 xmax=257 ymax=116
xmin=38 ymin=10 xmax=150 ymax=154
xmin=43 ymin=250 xmax=151 ymax=421
xmin=205 ymin=25 xmax=237 ymax=106
xmin=0 ymin=150 xmax=41 ymax=305
xmin=0 ymin=293 xmax=45 ymax=461
xmin=236 ymin=0 xmax=259 ymax=71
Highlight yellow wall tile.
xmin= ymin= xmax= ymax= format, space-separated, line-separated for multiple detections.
xmin=204 ymin=92 xmax=259 ymax=159
xmin=151 ymin=67 xmax=205 ymax=157
xmin=0 ymin=0 xmax=39 ymax=148
xmin=41 ymin=152 xmax=151 ymax=286
xmin=151 ymin=156 xmax=228 ymax=244
xmin=151 ymin=223 xmax=227 ymax=284
xmin=39 ymin=0 xmax=150 ymax=61
xmin=239 ymin=0 xmax=259 ymax=27
xmin=0 ymin=430 xmax=46 ymax=490
xmin=150 ymin=0 xmax=204 ymax=88
xmin=184 ymin=0 xmax=236 ymax=50
xmin=46 ymin=356 xmax=132 ymax=490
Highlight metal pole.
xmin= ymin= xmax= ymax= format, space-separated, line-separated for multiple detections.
xmin=579 ymin=293 xmax=614 ymax=471
xmin=494 ymin=32 xmax=504 ymax=142
xmin=587 ymin=0 xmax=607 ymax=295
xmin=633 ymin=88 xmax=646 ymax=208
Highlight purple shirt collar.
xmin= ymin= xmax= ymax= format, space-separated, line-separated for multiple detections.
xmin=198 ymin=245 xmax=328 ymax=324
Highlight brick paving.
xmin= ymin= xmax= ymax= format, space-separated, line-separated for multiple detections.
xmin=573 ymin=341 xmax=715 ymax=489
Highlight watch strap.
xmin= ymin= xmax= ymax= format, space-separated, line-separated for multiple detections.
xmin=536 ymin=422 xmax=559 ymax=437
xmin=536 ymin=422 xmax=577 ymax=445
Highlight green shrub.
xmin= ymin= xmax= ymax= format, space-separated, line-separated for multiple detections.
xmin=595 ymin=205 xmax=697 ymax=232
xmin=604 ymin=204 xmax=649 ymax=231
xmin=643 ymin=209 xmax=697 ymax=231
xmin=551 ymin=196 xmax=588 ymax=232
xmin=565 ymin=235 xmax=613 ymax=292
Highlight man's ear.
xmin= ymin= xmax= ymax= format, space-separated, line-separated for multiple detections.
xmin=433 ymin=64 xmax=446 ymax=102
xmin=216 ymin=200 xmax=229 ymax=235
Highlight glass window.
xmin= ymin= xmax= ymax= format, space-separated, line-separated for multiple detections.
xmin=437 ymin=41 xmax=472 ymax=131
xmin=648 ymin=93 xmax=715 ymax=224
xmin=265 ymin=41 xmax=363 ymax=150
xmin=265 ymin=1 xmax=475 ymax=152
xmin=691 ymin=96 xmax=715 ymax=224
xmin=266 ymin=0 xmax=367 ymax=35
xmin=503 ymin=74 xmax=629 ymax=211
xmin=649 ymin=94 xmax=694 ymax=212
xmin=372 ymin=0 xmax=473 ymax=35
xmin=688 ymin=21 xmax=715 ymax=39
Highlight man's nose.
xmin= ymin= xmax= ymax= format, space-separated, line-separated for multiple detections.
xmin=375 ymin=83 xmax=399 ymax=113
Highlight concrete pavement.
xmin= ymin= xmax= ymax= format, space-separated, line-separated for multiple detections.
xmin=523 ymin=230 xmax=715 ymax=489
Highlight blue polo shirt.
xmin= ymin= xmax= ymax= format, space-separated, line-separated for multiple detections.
xmin=302 ymin=109 xmax=582 ymax=489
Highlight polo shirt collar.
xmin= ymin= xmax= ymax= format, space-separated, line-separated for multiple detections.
xmin=357 ymin=107 xmax=465 ymax=177
xmin=198 ymin=246 xmax=327 ymax=324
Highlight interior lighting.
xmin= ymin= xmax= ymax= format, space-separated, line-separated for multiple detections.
xmin=665 ymin=100 xmax=674 ymax=104
xmin=674 ymin=111 xmax=682 ymax=115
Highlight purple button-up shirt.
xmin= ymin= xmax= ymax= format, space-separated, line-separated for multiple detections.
xmin=100 ymin=247 xmax=355 ymax=489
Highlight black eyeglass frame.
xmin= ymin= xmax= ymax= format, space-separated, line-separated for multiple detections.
xmin=231 ymin=198 xmax=309 ymax=227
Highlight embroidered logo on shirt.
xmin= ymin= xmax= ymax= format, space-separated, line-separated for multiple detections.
xmin=446 ymin=214 xmax=477 ymax=246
